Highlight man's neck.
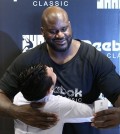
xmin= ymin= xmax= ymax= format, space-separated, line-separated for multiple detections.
xmin=47 ymin=40 xmax=80 ymax=64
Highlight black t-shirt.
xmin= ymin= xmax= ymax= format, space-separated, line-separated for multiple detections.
xmin=0 ymin=40 xmax=120 ymax=134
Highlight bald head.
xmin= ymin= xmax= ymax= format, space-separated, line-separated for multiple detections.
xmin=41 ymin=6 xmax=69 ymax=27
xmin=41 ymin=6 xmax=72 ymax=52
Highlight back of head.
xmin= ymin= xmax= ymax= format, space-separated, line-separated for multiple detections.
xmin=19 ymin=64 xmax=53 ymax=101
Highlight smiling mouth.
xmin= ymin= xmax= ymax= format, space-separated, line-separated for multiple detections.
xmin=54 ymin=39 xmax=66 ymax=44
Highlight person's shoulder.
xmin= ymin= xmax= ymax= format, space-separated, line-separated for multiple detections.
xmin=9 ymin=42 xmax=47 ymax=73
xmin=80 ymin=40 xmax=96 ymax=51
xmin=74 ymin=39 xmax=112 ymax=66
xmin=80 ymin=40 xmax=115 ymax=70
xmin=78 ymin=40 xmax=105 ymax=59
xmin=74 ymin=39 xmax=96 ymax=58
xmin=74 ymin=39 xmax=96 ymax=52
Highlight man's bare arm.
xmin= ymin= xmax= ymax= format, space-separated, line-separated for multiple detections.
xmin=115 ymin=95 xmax=120 ymax=107
xmin=0 ymin=89 xmax=58 ymax=129
xmin=0 ymin=89 xmax=15 ymax=117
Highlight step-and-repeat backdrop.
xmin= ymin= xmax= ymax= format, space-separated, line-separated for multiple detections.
xmin=0 ymin=0 xmax=120 ymax=134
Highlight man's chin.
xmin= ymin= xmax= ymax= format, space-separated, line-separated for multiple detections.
xmin=47 ymin=42 xmax=70 ymax=52
xmin=54 ymin=47 xmax=69 ymax=52
xmin=55 ymin=43 xmax=71 ymax=52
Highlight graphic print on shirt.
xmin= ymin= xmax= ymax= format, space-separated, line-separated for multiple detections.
xmin=53 ymin=85 xmax=82 ymax=103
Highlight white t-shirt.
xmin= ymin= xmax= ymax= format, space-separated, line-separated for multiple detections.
xmin=14 ymin=92 xmax=94 ymax=134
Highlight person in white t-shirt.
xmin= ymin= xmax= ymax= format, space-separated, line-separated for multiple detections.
xmin=14 ymin=64 xmax=94 ymax=134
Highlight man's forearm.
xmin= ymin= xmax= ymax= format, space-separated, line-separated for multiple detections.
xmin=0 ymin=89 xmax=15 ymax=118
xmin=114 ymin=95 xmax=120 ymax=107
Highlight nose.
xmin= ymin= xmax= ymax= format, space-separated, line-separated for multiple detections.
xmin=55 ymin=30 xmax=64 ymax=38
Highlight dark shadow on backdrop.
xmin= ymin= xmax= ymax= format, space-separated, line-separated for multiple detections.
xmin=0 ymin=31 xmax=21 ymax=134
xmin=0 ymin=31 xmax=21 ymax=78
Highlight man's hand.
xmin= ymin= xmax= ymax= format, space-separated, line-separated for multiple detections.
xmin=91 ymin=107 xmax=120 ymax=128
xmin=10 ymin=102 xmax=59 ymax=129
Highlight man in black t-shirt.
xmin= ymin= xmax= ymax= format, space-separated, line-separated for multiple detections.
xmin=0 ymin=6 xmax=120 ymax=134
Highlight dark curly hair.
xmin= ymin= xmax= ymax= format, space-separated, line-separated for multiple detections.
xmin=19 ymin=64 xmax=53 ymax=101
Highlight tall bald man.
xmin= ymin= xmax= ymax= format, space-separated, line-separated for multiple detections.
xmin=0 ymin=6 xmax=120 ymax=134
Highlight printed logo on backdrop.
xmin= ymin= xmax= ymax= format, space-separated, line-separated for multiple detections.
xmin=22 ymin=36 xmax=120 ymax=59
xmin=13 ymin=0 xmax=69 ymax=7
xmin=22 ymin=35 xmax=45 ymax=52
xmin=97 ymin=0 xmax=120 ymax=9
xmin=83 ymin=40 xmax=120 ymax=59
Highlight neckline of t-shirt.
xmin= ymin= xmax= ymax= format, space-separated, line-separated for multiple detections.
xmin=46 ymin=40 xmax=84 ymax=68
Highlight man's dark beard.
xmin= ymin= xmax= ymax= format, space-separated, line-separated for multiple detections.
xmin=46 ymin=36 xmax=72 ymax=52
